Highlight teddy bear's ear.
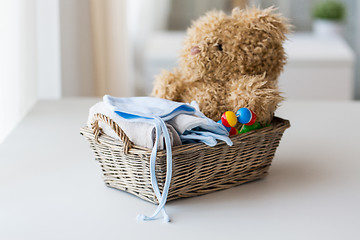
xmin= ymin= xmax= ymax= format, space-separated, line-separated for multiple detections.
xmin=233 ymin=6 xmax=291 ymax=41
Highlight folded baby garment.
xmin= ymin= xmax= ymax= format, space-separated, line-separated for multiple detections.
xmin=168 ymin=114 xmax=232 ymax=146
xmin=88 ymin=95 xmax=232 ymax=223
xmin=87 ymin=102 xmax=181 ymax=150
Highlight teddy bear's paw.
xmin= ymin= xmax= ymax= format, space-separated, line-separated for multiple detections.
xmin=152 ymin=69 xmax=184 ymax=101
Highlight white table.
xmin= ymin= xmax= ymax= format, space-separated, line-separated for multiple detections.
xmin=1 ymin=99 xmax=360 ymax=240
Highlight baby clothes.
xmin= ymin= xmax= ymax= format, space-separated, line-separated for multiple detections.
xmin=88 ymin=102 xmax=181 ymax=150
xmin=88 ymin=95 xmax=232 ymax=222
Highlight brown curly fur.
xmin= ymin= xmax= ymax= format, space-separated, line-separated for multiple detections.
xmin=152 ymin=7 xmax=290 ymax=124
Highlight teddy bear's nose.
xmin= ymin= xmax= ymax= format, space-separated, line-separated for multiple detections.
xmin=190 ymin=46 xmax=201 ymax=55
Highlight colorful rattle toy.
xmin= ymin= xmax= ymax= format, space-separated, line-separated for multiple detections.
xmin=218 ymin=108 xmax=261 ymax=136
xmin=236 ymin=108 xmax=260 ymax=134
xmin=221 ymin=111 xmax=237 ymax=127
xmin=219 ymin=111 xmax=238 ymax=136
xmin=236 ymin=108 xmax=256 ymax=126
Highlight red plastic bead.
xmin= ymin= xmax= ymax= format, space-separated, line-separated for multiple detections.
xmin=245 ymin=110 xmax=257 ymax=126
xmin=229 ymin=127 xmax=237 ymax=136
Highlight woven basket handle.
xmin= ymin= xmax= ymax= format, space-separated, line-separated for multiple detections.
xmin=91 ymin=113 xmax=132 ymax=154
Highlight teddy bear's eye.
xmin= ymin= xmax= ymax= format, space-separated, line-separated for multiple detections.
xmin=216 ymin=44 xmax=223 ymax=51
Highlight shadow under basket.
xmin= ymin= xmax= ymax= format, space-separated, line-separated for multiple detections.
xmin=80 ymin=114 xmax=290 ymax=204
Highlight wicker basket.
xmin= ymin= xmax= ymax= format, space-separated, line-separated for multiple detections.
xmin=80 ymin=114 xmax=290 ymax=204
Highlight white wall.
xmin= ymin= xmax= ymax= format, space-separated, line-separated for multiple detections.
xmin=353 ymin=1 xmax=360 ymax=99
xmin=37 ymin=0 xmax=94 ymax=98
xmin=59 ymin=0 xmax=94 ymax=97
xmin=0 ymin=0 xmax=38 ymax=143
xmin=37 ymin=0 xmax=62 ymax=99
xmin=36 ymin=0 xmax=94 ymax=98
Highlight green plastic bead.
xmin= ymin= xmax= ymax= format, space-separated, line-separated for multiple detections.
xmin=238 ymin=121 xmax=263 ymax=134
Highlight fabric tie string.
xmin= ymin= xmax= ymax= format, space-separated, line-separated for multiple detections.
xmin=137 ymin=116 xmax=172 ymax=222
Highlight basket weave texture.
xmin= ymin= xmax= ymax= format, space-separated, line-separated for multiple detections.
xmin=80 ymin=114 xmax=290 ymax=204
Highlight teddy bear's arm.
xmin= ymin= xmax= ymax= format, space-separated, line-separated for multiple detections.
xmin=227 ymin=75 xmax=284 ymax=125
xmin=152 ymin=69 xmax=185 ymax=102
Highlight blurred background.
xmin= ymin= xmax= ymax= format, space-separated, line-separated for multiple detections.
xmin=0 ymin=0 xmax=359 ymax=143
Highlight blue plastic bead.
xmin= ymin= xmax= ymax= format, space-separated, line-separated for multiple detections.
xmin=236 ymin=108 xmax=252 ymax=124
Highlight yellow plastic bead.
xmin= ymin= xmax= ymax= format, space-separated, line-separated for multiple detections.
xmin=221 ymin=111 xmax=237 ymax=127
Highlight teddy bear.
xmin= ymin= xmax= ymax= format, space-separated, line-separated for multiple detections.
xmin=152 ymin=7 xmax=290 ymax=125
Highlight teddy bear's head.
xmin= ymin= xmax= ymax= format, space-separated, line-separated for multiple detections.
xmin=179 ymin=7 xmax=290 ymax=82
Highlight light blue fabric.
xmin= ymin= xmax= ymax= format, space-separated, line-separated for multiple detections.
xmin=180 ymin=133 xmax=217 ymax=146
xmin=105 ymin=95 xmax=195 ymax=122
xmin=168 ymin=114 xmax=230 ymax=137
xmin=181 ymin=129 xmax=232 ymax=146
xmin=103 ymin=95 xmax=232 ymax=222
